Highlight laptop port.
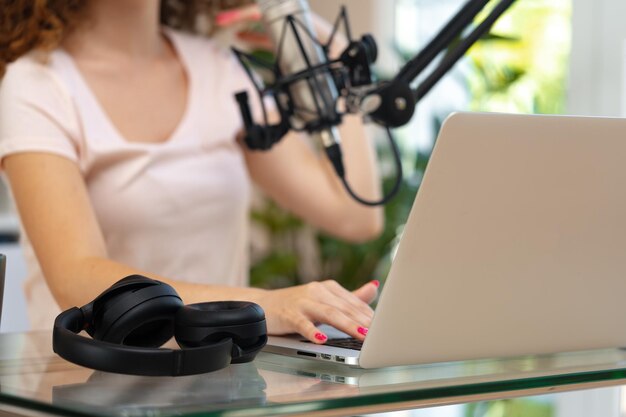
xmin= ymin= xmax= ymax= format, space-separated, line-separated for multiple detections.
xmin=297 ymin=351 xmax=317 ymax=358
xmin=336 ymin=356 xmax=346 ymax=363
xmin=321 ymin=354 xmax=332 ymax=360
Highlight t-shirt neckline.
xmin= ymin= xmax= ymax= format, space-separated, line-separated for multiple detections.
xmin=56 ymin=27 xmax=194 ymax=147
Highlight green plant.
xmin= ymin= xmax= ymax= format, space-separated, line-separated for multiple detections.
xmin=250 ymin=145 xmax=428 ymax=291
xmin=467 ymin=0 xmax=571 ymax=114
xmin=465 ymin=398 xmax=554 ymax=417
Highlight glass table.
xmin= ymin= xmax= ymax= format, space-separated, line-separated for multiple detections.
xmin=2 ymin=332 xmax=626 ymax=417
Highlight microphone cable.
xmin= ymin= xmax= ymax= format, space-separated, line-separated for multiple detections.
xmin=326 ymin=127 xmax=403 ymax=207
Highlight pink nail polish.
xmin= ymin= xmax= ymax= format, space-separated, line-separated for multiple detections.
xmin=315 ymin=332 xmax=327 ymax=342
xmin=371 ymin=280 xmax=380 ymax=287
xmin=358 ymin=326 xmax=369 ymax=336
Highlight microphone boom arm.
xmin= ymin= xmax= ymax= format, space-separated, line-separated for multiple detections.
xmin=232 ymin=0 xmax=517 ymax=205
xmin=363 ymin=0 xmax=517 ymax=128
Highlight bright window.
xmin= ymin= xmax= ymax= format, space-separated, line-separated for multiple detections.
xmin=394 ymin=0 xmax=572 ymax=154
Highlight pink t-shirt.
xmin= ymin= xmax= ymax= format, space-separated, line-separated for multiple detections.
xmin=0 ymin=29 xmax=255 ymax=330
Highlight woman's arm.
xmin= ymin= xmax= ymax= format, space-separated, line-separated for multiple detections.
xmin=4 ymin=152 xmax=377 ymax=342
xmin=243 ymin=114 xmax=384 ymax=242
xmin=3 ymin=152 xmax=264 ymax=305
xmin=237 ymin=9 xmax=384 ymax=242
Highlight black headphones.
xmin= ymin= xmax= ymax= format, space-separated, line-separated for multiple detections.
xmin=53 ymin=275 xmax=267 ymax=376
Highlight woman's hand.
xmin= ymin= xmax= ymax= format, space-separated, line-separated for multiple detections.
xmin=254 ymin=280 xmax=380 ymax=343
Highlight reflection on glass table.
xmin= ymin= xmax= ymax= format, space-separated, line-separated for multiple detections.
xmin=2 ymin=332 xmax=626 ymax=417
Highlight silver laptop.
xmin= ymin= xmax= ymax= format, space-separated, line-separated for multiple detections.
xmin=264 ymin=112 xmax=626 ymax=368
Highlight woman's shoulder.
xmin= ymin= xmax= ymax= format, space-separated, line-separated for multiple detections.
xmin=1 ymin=51 xmax=71 ymax=104
xmin=4 ymin=50 xmax=61 ymax=81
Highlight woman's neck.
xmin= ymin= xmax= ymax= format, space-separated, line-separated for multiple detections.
xmin=63 ymin=1 xmax=165 ymax=62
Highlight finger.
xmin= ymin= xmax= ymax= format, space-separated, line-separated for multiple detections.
xmin=317 ymin=291 xmax=372 ymax=330
xmin=305 ymin=281 xmax=371 ymax=328
xmin=352 ymin=280 xmax=380 ymax=304
xmin=215 ymin=4 xmax=261 ymax=27
xmin=319 ymin=281 xmax=373 ymax=324
xmin=290 ymin=313 xmax=329 ymax=344
xmin=302 ymin=300 xmax=369 ymax=341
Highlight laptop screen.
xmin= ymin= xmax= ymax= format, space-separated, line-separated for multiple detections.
xmin=0 ymin=254 xmax=5 ymax=327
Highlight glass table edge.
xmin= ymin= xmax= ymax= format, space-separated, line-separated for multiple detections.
xmin=2 ymin=367 xmax=626 ymax=417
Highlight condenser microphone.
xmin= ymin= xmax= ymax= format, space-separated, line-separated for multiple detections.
xmin=256 ymin=0 xmax=347 ymax=178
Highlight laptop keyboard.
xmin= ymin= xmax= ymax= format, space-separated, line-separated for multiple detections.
xmin=304 ymin=337 xmax=363 ymax=351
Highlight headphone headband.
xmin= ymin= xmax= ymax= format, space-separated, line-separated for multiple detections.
xmin=53 ymin=307 xmax=234 ymax=376
xmin=52 ymin=277 xmax=267 ymax=376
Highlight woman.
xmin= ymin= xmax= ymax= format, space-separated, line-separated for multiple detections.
xmin=0 ymin=0 xmax=383 ymax=344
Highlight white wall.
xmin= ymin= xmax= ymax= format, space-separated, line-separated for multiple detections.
xmin=0 ymin=243 xmax=29 ymax=333
xmin=0 ymin=177 xmax=29 ymax=333
xmin=556 ymin=387 xmax=620 ymax=417
xmin=568 ymin=0 xmax=626 ymax=116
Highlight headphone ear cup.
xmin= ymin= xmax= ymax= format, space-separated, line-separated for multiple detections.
xmin=174 ymin=302 xmax=267 ymax=363
xmin=90 ymin=276 xmax=183 ymax=347
xmin=88 ymin=275 xmax=158 ymax=332
xmin=102 ymin=295 xmax=183 ymax=347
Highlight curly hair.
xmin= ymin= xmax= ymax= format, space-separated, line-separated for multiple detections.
xmin=0 ymin=0 xmax=254 ymax=77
